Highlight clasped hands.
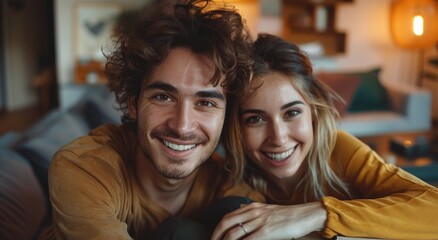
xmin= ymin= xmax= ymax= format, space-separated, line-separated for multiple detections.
xmin=211 ymin=201 xmax=327 ymax=240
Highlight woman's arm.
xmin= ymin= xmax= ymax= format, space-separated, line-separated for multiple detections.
xmin=320 ymin=131 xmax=438 ymax=239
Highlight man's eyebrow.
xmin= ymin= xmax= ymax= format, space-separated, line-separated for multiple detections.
xmin=240 ymin=100 xmax=304 ymax=115
xmin=196 ymin=90 xmax=225 ymax=101
xmin=144 ymin=82 xmax=177 ymax=93
xmin=144 ymin=81 xmax=225 ymax=101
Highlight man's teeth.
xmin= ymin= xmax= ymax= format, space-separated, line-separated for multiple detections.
xmin=265 ymin=148 xmax=294 ymax=161
xmin=163 ymin=140 xmax=196 ymax=151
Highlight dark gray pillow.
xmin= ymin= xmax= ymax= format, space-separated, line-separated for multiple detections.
xmin=0 ymin=149 xmax=46 ymax=240
xmin=16 ymin=112 xmax=90 ymax=201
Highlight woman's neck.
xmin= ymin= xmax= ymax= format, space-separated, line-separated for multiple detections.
xmin=267 ymin=164 xmax=307 ymax=201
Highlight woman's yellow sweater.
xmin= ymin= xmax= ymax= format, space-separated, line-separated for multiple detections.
xmin=268 ymin=131 xmax=438 ymax=239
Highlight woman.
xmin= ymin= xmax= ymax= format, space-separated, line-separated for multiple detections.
xmin=212 ymin=34 xmax=438 ymax=239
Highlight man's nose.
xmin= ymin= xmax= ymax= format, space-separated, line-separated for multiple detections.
xmin=167 ymin=102 xmax=197 ymax=135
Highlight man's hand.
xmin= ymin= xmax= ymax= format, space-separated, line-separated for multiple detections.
xmin=211 ymin=201 xmax=327 ymax=240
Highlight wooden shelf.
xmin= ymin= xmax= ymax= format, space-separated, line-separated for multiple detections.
xmin=74 ymin=60 xmax=106 ymax=84
xmin=281 ymin=0 xmax=353 ymax=56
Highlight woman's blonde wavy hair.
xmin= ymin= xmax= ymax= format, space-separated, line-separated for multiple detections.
xmin=223 ymin=34 xmax=351 ymax=201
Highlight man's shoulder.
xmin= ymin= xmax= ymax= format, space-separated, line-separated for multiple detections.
xmin=51 ymin=124 xmax=135 ymax=176
xmin=59 ymin=124 xmax=133 ymax=154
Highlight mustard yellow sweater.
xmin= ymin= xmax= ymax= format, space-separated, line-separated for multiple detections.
xmin=267 ymin=131 xmax=438 ymax=239
xmin=42 ymin=124 xmax=263 ymax=239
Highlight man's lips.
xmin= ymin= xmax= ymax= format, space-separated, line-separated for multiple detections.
xmin=162 ymin=139 xmax=196 ymax=151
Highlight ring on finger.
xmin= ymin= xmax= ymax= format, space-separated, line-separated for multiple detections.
xmin=239 ymin=222 xmax=248 ymax=234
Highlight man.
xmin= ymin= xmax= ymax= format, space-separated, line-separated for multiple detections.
xmin=41 ymin=0 xmax=262 ymax=239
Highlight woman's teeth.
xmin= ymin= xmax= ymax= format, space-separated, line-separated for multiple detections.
xmin=163 ymin=140 xmax=196 ymax=151
xmin=265 ymin=148 xmax=294 ymax=161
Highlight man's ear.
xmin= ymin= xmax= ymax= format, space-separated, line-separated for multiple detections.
xmin=128 ymin=96 xmax=137 ymax=120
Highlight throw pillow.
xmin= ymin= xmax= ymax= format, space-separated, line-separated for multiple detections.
xmin=0 ymin=149 xmax=46 ymax=240
xmin=16 ymin=112 xmax=91 ymax=201
xmin=345 ymin=68 xmax=391 ymax=112
xmin=316 ymin=72 xmax=361 ymax=116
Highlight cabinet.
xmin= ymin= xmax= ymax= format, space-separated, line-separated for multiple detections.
xmin=281 ymin=0 xmax=353 ymax=56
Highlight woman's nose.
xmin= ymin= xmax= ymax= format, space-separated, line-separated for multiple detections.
xmin=268 ymin=120 xmax=289 ymax=146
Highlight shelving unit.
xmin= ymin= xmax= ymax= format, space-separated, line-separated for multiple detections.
xmin=281 ymin=0 xmax=353 ymax=56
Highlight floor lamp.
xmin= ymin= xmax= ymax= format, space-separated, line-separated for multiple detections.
xmin=390 ymin=0 xmax=438 ymax=86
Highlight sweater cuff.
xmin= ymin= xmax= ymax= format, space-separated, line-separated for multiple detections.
xmin=320 ymin=196 xmax=338 ymax=239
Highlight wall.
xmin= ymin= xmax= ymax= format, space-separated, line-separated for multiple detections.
xmin=54 ymin=0 xmax=146 ymax=108
xmin=55 ymin=0 xmax=434 ymax=110
xmin=258 ymin=0 xmax=425 ymax=86
xmin=333 ymin=0 xmax=420 ymax=86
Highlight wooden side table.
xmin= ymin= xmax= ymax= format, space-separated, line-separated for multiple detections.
xmin=359 ymin=131 xmax=438 ymax=185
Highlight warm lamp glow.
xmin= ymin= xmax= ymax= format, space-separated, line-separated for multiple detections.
xmin=412 ymin=15 xmax=424 ymax=36
xmin=390 ymin=0 xmax=438 ymax=49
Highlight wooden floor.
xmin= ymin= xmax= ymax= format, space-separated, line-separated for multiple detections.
xmin=0 ymin=106 xmax=46 ymax=136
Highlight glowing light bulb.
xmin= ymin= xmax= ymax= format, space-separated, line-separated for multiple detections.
xmin=413 ymin=15 xmax=424 ymax=36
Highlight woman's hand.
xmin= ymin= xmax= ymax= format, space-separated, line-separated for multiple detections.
xmin=211 ymin=201 xmax=327 ymax=240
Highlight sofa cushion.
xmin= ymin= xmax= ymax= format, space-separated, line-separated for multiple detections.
xmin=0 ymin=149 xmax=46 ymax=240
xmin=69 ymin=85 xmax=122 ymax=129
xmin=0 ymin=132 xmax=23 ymax=148
xmin=316 ymin=72 xmax=361 ymax=116
xmin=15 ymin=112 xmax=91 ymax=200
xmin=345 ymin=68 xmax=391 ymax=112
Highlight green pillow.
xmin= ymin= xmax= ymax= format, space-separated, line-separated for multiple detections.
xmin=346 ymin=68 xmax=391 ymax=112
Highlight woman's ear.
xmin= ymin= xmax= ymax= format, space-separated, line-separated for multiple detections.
xmin=128 ymin=96 xmax=137 ymax=120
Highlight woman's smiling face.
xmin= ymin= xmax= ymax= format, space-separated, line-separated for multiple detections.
xmin=240 ymin=71 xmax=314 ymax=180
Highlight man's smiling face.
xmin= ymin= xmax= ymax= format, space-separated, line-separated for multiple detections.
xmin=129 ymin=47 xmax=226 ymax=179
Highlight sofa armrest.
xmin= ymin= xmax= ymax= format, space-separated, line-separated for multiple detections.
xmin=385 ymin=83 xmax=432 ymax=131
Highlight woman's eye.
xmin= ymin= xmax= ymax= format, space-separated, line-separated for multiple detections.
xmin=153 ymin=94 xmax=172 ymax=102
xmin=245 ymin=116 xmax=263 ymax=124
xmin=285 ymin=109 xmax=300 ymax=118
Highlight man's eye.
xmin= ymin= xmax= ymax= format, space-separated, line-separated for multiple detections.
xmin=153 ymin=94 xmax=172 ymax=102
xmin=198 ymin=100 xmax=216 ymax=107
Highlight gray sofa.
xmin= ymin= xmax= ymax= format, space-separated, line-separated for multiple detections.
xmin=338 ymin=82 xmax=432 ymax=137
xmin=0 ymin=85 xmax=121 ymax=240
xmin=316 ymin=67 xmax=432 ymax=137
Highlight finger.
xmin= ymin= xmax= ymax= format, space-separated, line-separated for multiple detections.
xmin=222 ymin=222 xmax=250 ymax=240
xmin=211 ymin=205 xmax=261 ymax=240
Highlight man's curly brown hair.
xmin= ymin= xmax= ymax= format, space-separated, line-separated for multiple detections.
xmin=104 ymin=0 xmax=254 ymax=132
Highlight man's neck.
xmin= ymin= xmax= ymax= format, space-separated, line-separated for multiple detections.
xmin=134 ymin=146 xmax=198 ymax=215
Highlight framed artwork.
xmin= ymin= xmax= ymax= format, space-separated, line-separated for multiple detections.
xmin=74 ymin=2 xmax=122 ymax=62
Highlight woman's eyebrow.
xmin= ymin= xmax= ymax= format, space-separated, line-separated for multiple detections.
xmin=281 ymin=100 xmax=304 ymax=110
xmin=240 ymin=109 xmax=265 ymax=115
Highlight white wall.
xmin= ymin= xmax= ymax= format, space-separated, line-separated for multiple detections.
xmin=332 ymin=0 xmax=419 ymax=86
xmin=54 ymin=0 xmax=147 ymax=108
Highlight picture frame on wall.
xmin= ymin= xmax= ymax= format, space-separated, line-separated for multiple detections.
xmin=73 ymin=2 xmax=122 ymax=63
